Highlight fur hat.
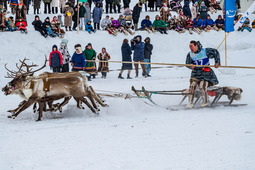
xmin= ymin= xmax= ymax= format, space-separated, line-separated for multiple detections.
xmin=61 ymin=38 xmax=68 ymax=45
xmin=74 ymin=44 xmax=81 ymax=49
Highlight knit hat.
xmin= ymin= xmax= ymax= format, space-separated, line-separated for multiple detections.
xmin=52 ymin=45 xmax=58 ymax=51
xmin=87 ymin=43 xmax=92 ymax=47
xmin=61 ymin=38 xmax=68 ymax=45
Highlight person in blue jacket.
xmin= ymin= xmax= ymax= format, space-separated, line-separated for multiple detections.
xmin=193 ymin=14 xmax=203 ymax=28
xmin=71 ymin=44 xmax=86 ymax=71
xmin=131 ymin=35 xmax=148 ymax=78
xmin=203 ymin=14 xmax=218 ymax=31
xmin=92 ymin=2 xmax=102 ymax=30
xmin=140 ymin=15 xmax=154 ymax=33
xmin=118 ymin=39 xmax=133 ymax=79
xmin=85 ymin=19 xmax=96 ymax=33
xmin=215 ymin=15 xmax=224 ymax=30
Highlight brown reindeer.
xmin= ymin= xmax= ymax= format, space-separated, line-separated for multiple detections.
xmin=2 ymin=57 xmax=107 ymax=121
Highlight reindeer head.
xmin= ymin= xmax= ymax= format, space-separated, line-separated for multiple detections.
xmin=2 ymin=57 xmax=47 ymax=96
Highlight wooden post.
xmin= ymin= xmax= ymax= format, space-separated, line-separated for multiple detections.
xmin=225 ymin=32 xmax=227 ymax=66
xmin=77 ymin=0 xmax=80 ymax=34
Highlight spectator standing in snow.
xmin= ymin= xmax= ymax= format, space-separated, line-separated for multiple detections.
xmin=118 ymin=39 xmax=132 ymax=79
xmin=59 ymin=39 xmax=71 ymax=72
xmin=71 ymin=44 xmax=86 ymax=71
xmin=92 ymin=2 xmax=102 ymax=30
xmin=78 ymin=2 xmax=86 ymax=30
xmin=144 ymin=37 xmax=153 ymax=77
xmin=105 ymin=0 xmax=113 ymax=14
xmin=64 ymin=2 xmax=74 ymax=31
xmin=131 ymin=35 xmax=148 ymax=78
xmin=198 ymin=1 xmax=209 ymax=20
xmin=49 ymin=45 xmax=63 ymax=73
xmin=43 ymin=0 xmax=52 ymax=14
xmin=97 ymin=48 xmax=111 ymax=79
xmin=84 ymin=43 xmax=97 ymax=80
xmin=132 ymin=2 xmax=142 ymax=31
xmin=183 ymin=1 xmax=191 ymax=19
xmin=84 ymin=2 xmax=91 ymax=21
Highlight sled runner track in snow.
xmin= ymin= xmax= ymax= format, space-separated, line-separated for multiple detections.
xmin=133 ymin=86 xmax=247 ymax=110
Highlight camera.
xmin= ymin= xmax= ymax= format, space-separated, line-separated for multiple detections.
xmin=130 ymin=36 xmax=138 ymax=45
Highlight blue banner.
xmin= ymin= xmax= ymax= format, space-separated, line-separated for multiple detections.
xmin=225 ymin=0 xmax=237 ymax=32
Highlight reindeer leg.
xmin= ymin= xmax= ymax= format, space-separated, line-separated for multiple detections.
xmin=8 ymin=97 xmax=37 ymax=119
xmin=77 ymin=97 xmax=97 ymax=114
xmin=8 ymin=100 xmax=27 ymax=113
xmin=57 ymin=97 xmax=72 ymax=112
xmin=89 ymin=86 xmax=108 ymax=107
xmin=37 ymin=102 xmax=45 ymax=121
xmin=87 ymin=93 xmax=99 ymax=111
xmin=33 ymin=102 xmax=37 ymax=113
xmin=73 ymin=98 xmax=84 ymax=109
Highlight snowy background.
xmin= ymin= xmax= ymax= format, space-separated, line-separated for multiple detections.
xmin=0 ymin=1 xmax=255 ymax=170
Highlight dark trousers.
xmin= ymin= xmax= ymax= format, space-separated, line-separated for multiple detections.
xmin=94 ymin=23 xmax=100 ymax=30
xmin=105 ymin=3 xmax=113 ymax=13
xmin=124 ymin=2 xmax=129 ymax=9
xmin=44 ymin=3 xmax=51 ymax=14
xmin=34 ymin=8 xmax=39 ymax=14
xmin=53 ymin=67 xmax=61 ymax=73
xmin=36 ymin=28 xmax=48 ymax=36
xmin=114 ymin=4 xmax=121 ymax=13
xmin=0 ymin=1 xmax=7 ymax=10
xmin=101 ymin=72 xmax=107 ymax=77
xmin=61 ymin=63 xmax=69 ymax=72
xmin=134 ymin=60 xmax=147 ymax=77
xmin=72 ymin=17 xmax=77 ymax=29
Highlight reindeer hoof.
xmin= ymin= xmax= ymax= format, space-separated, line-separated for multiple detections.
xmin=7 ymin=115 xmax=16 ymax=119
xmin=36 ymin=119 xmax=41 ymax=122
xmin=104 ymin=104 xmax=109 ymax=107
xmin=7 ymin=110 xmax=15 ymax=113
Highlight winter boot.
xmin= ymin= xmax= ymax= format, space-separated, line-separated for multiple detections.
xmin=199 ymin=81 xmax=209 ymax=107
xmin=55 ymin=7 xmax=58 ymax=14
xmin=134 ymin=24 xmax=138 ymax=31
xmin=127 ymin=75 xmax=132 ymax=79
xmin=186 ymin=94 xmax=195 ymax=108
xmin=69 ymin=26 xmax=72 ymax=31
xmin=65 ymin=26 xmax=68 ymax=31
xmin=52 ymin=7 xmax=55 ymax=14
xmin=118 ymin=74 xmax=124 ymax=79
xmin=158 ymin=29 xmax=163 ymax=34
xmin=163 ymin=29 xmax=168 ymax=34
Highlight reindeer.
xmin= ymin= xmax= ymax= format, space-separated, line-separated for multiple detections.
xmin=2 ymin=57 xmax=107 ymax=121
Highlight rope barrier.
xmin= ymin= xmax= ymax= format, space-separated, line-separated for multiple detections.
xmin=86 ymin=60 xmax=255 ymax=69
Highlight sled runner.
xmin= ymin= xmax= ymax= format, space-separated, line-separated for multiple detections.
xmin=132 ymin=86 xmax=247 ymax=110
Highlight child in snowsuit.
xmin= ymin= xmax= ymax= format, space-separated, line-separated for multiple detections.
xmin=140 ymin=15 xmax=155 ymax=33
xmin=215 ymin=15 xmax=224 ymax=31
xmin=203 ymin=14 xmax=218 ymax=32
xmin=49 ymin=45 xmax=63 ymax=73
xmin=32 ymin=15 xmax=48 ymax=38
xmin=43 ymin=16 xmax=57 ymax=37
xmin=152 ymin=15 xmax=168 ymax=34
xmin=85 ymin=19 xmax=96 ymax=33
xmin=97 ymin=47 xmax=111 ymax=79
xmin=59 ymin=39 xmax=71 ymax=72
xmin=16 ymin=18 xmax=27 ymax=33
xmin=51 ymin=16 xmax=65 ymax=37
xmin=6 ymin=16 xmax=17 ymax=31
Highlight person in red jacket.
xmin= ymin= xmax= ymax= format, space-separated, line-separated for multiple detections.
xmin=16 ymin=18 xmax=27 ymax=33
xmin=49 ymin=45 xmax=63 ymax=72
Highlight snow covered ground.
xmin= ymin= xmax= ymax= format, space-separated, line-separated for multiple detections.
xmin=0 ymin=2 xmax=255 ymax=170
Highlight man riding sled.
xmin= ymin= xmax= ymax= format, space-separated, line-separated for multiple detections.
xmin=186 ymin=40 xmax=220 ymax=108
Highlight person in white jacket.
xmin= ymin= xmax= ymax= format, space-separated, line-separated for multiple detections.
xmin=51 ymin=0 xmax=59 ymax=14
xmin=191 ymin=1 xmax=198 ymax=20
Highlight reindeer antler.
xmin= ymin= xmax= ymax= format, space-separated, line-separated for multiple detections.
xmin=4 ymin=56 xmax=48 ymax=78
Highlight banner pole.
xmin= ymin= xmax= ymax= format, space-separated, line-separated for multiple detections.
xmin=225 ymin=32 xmax=227 ymax=66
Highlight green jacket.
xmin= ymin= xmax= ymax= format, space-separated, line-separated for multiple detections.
xmin=83 ymin=48 xmax=96 ymax=70
xmin=152 ymin=19 xmax=166 ymax=28
xmin=79 ymin=6 xmax=86 ymax=18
